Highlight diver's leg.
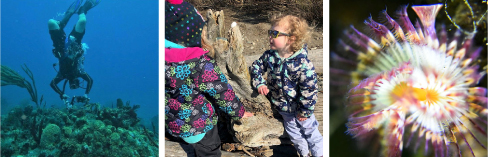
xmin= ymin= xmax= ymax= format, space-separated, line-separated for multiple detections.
xmin=74 ymin=0 xmax=102 ymax=33
xmin=77 ymin=0 xmax=101 ymax=15
xmin=75 ymin=13 xmax=87 ymax=33
xmin=49 ymin=22 xmax=67 ymax=58
xmin=68 ymin=15 xmax=86 ymax=45
xmin=59 ymin=0 xmax=83 ymax=29
xmin=49 ymin=0 xmax=82 ymax=56
xmin=48 ymin=19 xmax=60 ymax=30
xmin=79 ymin=72 xmax=93 ymax=95
xmin=48 ymin=20 xmax=66 ymax=58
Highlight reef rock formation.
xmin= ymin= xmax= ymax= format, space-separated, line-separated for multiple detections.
xmin=40 ymin=124 xmax=61 ymax=150
xmin=0 ymin=99 xmax=158 ymax=157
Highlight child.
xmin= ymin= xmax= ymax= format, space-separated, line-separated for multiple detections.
xmin=165 ymin=0 xmax=253 ymax=156
xmin=250 ymin=14 xmax=323 ymax=157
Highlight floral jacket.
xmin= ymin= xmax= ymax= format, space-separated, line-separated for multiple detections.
xmin=165 ymin=47 xmax=245 ymax=138
xmin=250 ymin=45 xmax=318 ymax=118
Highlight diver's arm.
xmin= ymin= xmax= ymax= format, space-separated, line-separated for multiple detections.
xmin=50 ymin=77 xmax=66 ymax=99
xmin=79 ymin=72 xmax=93 ymax=95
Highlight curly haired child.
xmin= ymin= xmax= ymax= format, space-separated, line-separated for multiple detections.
xmin=250 ymin=14 xmax=323 ymax=157
xmin=165 ymin=0 xmax=253 ymax=156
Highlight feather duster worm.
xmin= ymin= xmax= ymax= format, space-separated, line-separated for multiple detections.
xmin=337 ymin=4 xmax=487 ymax=157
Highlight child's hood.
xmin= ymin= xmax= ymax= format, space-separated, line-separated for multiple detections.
xmin=165 ymin=47 xmax=208 ymax=63
xmin=292 ymin=46 xmax=309 ymax=59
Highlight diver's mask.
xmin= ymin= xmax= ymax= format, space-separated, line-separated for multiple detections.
xmin=69 ymin=78 xmax=81 ymax=89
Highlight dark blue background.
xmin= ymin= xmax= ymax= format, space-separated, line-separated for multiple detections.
xmin=1 ymin=1 xmax=159 ymax=124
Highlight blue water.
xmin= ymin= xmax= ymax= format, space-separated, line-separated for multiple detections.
xmin=1 ymin=1 xmax=158 ymax=125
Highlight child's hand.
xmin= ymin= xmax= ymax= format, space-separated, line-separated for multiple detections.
xmin=258 ymin=85 xmax=269 ymax=95
xmin=242 ymin=111 xmax=254 ymax=118
xmin=297 ymin=114 xmax=308 ymax=121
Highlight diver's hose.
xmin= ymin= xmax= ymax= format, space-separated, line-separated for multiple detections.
xmin=53 ymin=63 xmax=59 ymax=73
xmin=62 ymin=80 xmax=68 ymax=93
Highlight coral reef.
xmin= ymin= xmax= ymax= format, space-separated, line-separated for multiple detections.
xmin=40 ymin=124 xmax=61 ymax=150
xmin=1 ymin=98 xmax=158 ymax=157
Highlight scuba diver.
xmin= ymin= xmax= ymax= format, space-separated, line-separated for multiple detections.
xmin=48 ymin=0 xmax=101 ymax=109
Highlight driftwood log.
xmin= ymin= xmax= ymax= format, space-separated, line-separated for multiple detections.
xmin=204 ymin=9 xmax=290 ymax=148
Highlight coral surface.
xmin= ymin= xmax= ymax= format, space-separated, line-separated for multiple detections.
xmin=1 ymin=99 xmax=158 ymax=157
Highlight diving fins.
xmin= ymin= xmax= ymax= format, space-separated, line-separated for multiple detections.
xmin=59 ymin=0 xmax=83 ymax=29
xmin=78 ymin=0 xmax=101 ymax=15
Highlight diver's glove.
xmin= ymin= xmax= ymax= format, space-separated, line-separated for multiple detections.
xmin=61 ymin=94 xmax=69 ymax=100
xmin=61 ymin=94 xmax=70 ymax=104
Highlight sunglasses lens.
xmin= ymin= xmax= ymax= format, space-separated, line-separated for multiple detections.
xmin=268 ymin=30 xmax=279 ymax=38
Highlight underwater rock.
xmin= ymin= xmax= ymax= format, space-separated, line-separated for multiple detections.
xmin=3 ymin=106 xmax=25 ymax=129
xmin=40 ymin=124 xmax=61 ymax=150
xmin=63 ymin=126 xmax=73 ymax=137
xmin=98 ymin=99 xmax=141 ymax=129
xmin=116 ymin=98 xmax=124 ymax=108
xmin=23 ymin=105 xmax=33 ymax=116
xmin=75 ymin=118 xmax=87 ymax=128
xmin=1 ymin=135 xmax=15 ymax=156
xmin=110 ymin=132 xmax=121 ymax=144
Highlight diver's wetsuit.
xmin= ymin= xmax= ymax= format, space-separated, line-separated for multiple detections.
xmin=49 ymin=26 xmax=93 ymax=98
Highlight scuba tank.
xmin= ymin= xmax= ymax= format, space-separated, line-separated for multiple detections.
xmin=64 ymin=35 xmax=73 ymax=52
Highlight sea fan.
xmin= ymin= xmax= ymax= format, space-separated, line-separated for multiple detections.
xmin=336 ymin=4 xmax=487 ymax=157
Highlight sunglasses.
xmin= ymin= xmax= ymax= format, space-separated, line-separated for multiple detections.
xmin=268 ymin=30 xmax=290 ymax=38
